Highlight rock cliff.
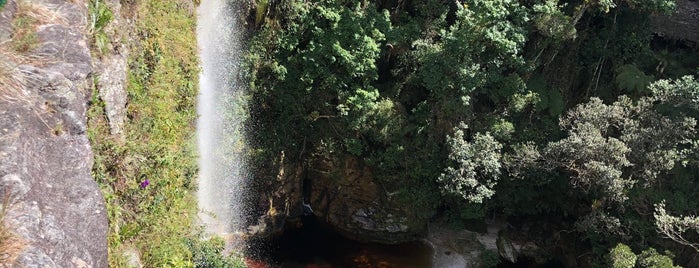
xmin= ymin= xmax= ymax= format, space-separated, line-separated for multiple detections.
xmin=0 ymin=0 xmax=108 ymax=266
xmin=308 ymin=155 xmax=427 ymax=244
xmin=653 ymin=0 xmax=699 ymax=43
xmin=247 ymin=153 xmax=427 ymax=245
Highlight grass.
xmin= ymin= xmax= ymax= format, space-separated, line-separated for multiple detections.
xmin=0 ymin=46 xmax=27 ymax=103
xmin=10 ymin=0 xmax=67 ymax=53
xmin=86 ymin=0 xmax=246 ymax=267
xmin=88 ymin=0 xmax=113 ymax=56
xmin=0 ymin=195 xmax=26 ymax=266
xmin=0 ymin=0 xmax=46 ymax=99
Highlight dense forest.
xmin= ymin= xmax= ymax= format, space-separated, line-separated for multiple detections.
xmin=243 ymin=0 xmax=699 ymax=266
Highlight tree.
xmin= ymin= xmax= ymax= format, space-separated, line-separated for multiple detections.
xmin=655 ymin=202 xmax=699 ymax=252
xmin=608 ymin=243 xmax=637 ymax=268
xmin=541 ymin=93 xmax=694 ymax=204
xmin=504 ymin=76 xmax=698 ymax=242
xmin=247 ymin=0 xmax=392 ymax=158
xmin=607 ymin=243 xmax=682 ymax=268
xmin=637 ymin=248 xmax=681 ymax=268
xmin=438 ymin=124 xmax=503 ymax=203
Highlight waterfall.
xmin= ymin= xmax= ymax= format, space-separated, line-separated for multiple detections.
xmin=196 ymin=0 xmax=247 ymax=240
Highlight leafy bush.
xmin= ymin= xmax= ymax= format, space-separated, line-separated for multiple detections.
xmin=187 ymin=237 xmax=246 ymax=268
xmin=637 ymin=248 xmax=680 ymax=268
xmin=608 ymin=243 xmax=637 ymax=268
xmin=438 ymin=125 xmax=503 ymax=203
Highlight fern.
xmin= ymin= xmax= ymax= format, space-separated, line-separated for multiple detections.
xmin=615 ymin=64 xmax=654 ymax=94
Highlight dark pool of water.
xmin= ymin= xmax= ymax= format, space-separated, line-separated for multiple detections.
xmin=247 ymin=216 xmax=434 ymax=268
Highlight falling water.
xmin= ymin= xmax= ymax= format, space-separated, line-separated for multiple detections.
xmin=196 ymin=0 xmax=247 ymax=241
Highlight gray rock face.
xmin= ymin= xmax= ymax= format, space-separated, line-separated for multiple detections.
xmin=427 ymin=221 xmax=539 ymax=267
xmin=95 ymin=0 xmax=129 ymax=137
xmin=96 ymin=53 xmax=127 ymax=136
xmin=0 ymin=0 xmax=16 ymax=43
xmin=652 ymin=0 xmax=699 ymax=43
xmin=0 ymin=0 xmax=108 ymax=267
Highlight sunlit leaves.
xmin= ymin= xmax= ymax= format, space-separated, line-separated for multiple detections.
xmin=608 ymin=243 xmax=637 ymax=268
xmin=654 ymin=202 xmax=699 ymax=252
xmin=438 ymin=124 xmax=503 ymax=203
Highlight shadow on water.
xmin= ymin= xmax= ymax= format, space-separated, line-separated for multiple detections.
xmin=247 ymin=216 xmax=434 ymax=268
xmin=497 ymin=257 xmax=565 ymax=268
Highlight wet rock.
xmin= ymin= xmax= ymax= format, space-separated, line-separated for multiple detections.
xmin=427 ymin=225 xmax=482 ymax=267
xmin=427 ymin=221 xmax=541 ymax=267
xmin=247 ymin=151 xmax=305 ymax=237
xmin=497 ymin=232 xmax=517 ymax=263
xmin=247 ymin=154 xmax=427 ymax=244
xmin=308 ymin=155 xmax=427 ymax=244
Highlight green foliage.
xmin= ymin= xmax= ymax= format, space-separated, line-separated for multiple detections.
xmin=187 ymin=237 xmax=246 ymax=268
xmin=526 ymin=75 xmax=565 ymax=116
xmin=438 ymin=124 xmax=503 ymax=203
xmin=479 ymin=249 xmax=501 ymax=268
xmin=88 ymin=0 xmax=113 ymax=55
xmin=531 ymin=0 xmax=576 ymax=41
xmin=248 ymin=0 xmax=392 ymax=157
xmin=490 ymin=119 xmax=515 ymax=141
xmin=412 ymin=0 xmax=530 ymax=113
xmin=650 ymin=75 xmax=699 ymax=108
xmin=507 ymin=76 xmax=699 ymax=263
xmin=607 ymin=243 xmax=681 ymax=268
xmin=540 ymin=86 xmax=696 ymax=204
xmin=344 ymin=138 xmax=364 ymax=156
xmin=616 ymin=64 xmax=654 ymax=94
xmin=86 ymin=0 xmax=235 ymax=266
xmin=637 ymin=248 xmax=680 ymax=268
xmin=246 ymin=0 xmax=699 ymax=265
xmin=254 ymin=0 xmax=269 ymax=26
xmin=608 ymin=243 xmax=637 ymax=268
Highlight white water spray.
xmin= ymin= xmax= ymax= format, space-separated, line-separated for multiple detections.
xmin=196 ymin=0 xmax=247 ymax=239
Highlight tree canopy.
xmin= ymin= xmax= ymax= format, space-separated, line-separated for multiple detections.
xmin=245 ymin=0 xmax=699 ymax=265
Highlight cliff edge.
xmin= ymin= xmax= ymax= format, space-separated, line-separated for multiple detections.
xmin=0 ymin=0 xmax=108 ymax=266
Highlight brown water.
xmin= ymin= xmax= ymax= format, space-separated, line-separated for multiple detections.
xmin=247 ymin=217 xmax=434 ymax=268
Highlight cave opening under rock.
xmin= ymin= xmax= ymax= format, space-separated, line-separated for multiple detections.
xmin=247 ymin=215 xmax=434 ymax=268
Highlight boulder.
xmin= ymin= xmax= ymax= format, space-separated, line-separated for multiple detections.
xmin=246 ymin=154 xmax=428 ymax=244
xmin=308 ymin=155 xmax=427 ymax=244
